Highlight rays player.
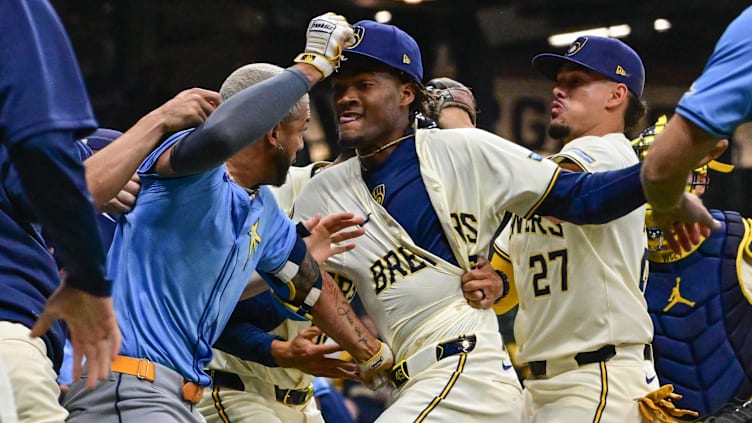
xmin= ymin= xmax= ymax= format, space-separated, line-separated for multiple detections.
xmin=634 ymin=117 xmax=752 ymax=420
xmin=489 ymin=36 xmax=691 ymax=422
xmin=291 ymin=22 xmax=714 ymax=422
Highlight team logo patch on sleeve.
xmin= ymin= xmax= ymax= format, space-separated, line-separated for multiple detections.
xmin=570 ymin=148 xmax=595 ymax=164
xmin=527 ymin=152 xmax=543 ymax=161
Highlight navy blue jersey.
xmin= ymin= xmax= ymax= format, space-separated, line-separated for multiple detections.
xmin=647 ymin=210 xmax=752 ymax=416
xmin=0 ymin=0 xmax=100 ymax=370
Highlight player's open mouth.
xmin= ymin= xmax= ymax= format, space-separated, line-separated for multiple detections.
xmin=339 ymin=112 xmax=361 ymax=125
xmin=551 ymin=100 xmax=564 ymax=115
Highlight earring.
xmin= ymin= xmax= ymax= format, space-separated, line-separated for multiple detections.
xmin=274 ymin=144 xmax=284 ymax=151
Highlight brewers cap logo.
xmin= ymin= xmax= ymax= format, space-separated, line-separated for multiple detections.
xmin=566 ymin=37 xmax=588 ymax=56
xmin=348 ymin=25 xmax=366 ymax=49
xmin=372 ymin=184 xmax=386 ymax=204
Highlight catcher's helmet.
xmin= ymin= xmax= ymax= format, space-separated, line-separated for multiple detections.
xmin=632 ymin=115 xmax=733 ymax=251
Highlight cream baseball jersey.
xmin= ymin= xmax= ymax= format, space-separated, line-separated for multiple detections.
xmin=293 ymin=127 xmax=561 ymax=361
xmin=494 ymin=133 xmax=652 ymax=364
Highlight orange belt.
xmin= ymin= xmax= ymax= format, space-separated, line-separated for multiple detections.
xmin=111 ymin=355 xmax=204 ymax=404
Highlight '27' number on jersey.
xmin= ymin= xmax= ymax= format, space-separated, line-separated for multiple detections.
xmin=530 ymin=249 xmax=568 ymax=297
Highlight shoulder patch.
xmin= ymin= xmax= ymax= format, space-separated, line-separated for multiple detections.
xmin=570 ymin=148 xmax=595 ymax=164
xmin=527 ymin=152 xmax=543 ymax=161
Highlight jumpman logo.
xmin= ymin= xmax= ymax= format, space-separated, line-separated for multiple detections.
xmin=663 ymin=277 xmax=696 ymax=312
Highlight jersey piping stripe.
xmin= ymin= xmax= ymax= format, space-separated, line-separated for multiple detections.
xmin=212 ymin=386 xmax=233 ymax=423
xmin=492 ymin=243 xmax=511 ymax=262
xmin=552 ymin=154 xmax=589 ymax=172
xmin=414 ymin=352 xmax=468 ymax=423
xmin=523 ymin=167 xmax=561 ymax=220
xmin=591 ymin=362 xmax=608 ymax=423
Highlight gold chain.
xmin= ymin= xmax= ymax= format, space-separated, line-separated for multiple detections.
xmin=356 ymin=134 xmax=412 ymax=159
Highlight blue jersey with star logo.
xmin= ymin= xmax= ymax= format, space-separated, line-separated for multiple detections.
xmin=108 ymin=130 xmax=296 ymax=386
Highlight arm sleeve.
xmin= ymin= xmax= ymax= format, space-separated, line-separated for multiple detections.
xmin=212 ymin=292 xmax=287 ymax=366
xmin=213 ymin=322 xmax=283 ymax=367
xmin=533 ymin=162 xmax=645 ymax=225
xmin=169 ymin=68 xmax=312 ymax=175
xmin=10 ymin=131 xmax=110 ymax=296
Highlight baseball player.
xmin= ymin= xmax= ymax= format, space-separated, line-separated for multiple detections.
xmin=641 ymin=6 xmax=752 ymax=243
xmin=489 ymin=36 xmax=688 ymax=423
xmin=197 ymin=63 xmax=356 ymax=423
xmin=64 ymin=15 xmax=393 ymax=422
xmin=634 ymin=118 xmax=752 ymax=421
xmin=291 ymin=21 xmax=714 ymax=422
xmin=0 ymin=1 xmax=173 ymax=419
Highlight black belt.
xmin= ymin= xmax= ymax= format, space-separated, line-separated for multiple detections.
xmin=529 ymin=344 xmax=652 ymax=378
xmin=389 ymin=334 xmax=477 ymax=388
xmin=209 ymin=369 xmax=313 ymax=405
xmin=275 ymin=385 xmax=314 ymax=406
xmin=209 ymin=369 xmax=245 ymax=391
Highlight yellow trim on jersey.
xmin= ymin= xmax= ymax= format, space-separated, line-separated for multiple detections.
xmin=491 ymin=244 xmax=519 ymax=315
xmin=414 ymin=353 xmax=468 ymax=422
xmin=592 ymin=362 xmax=608 ymax=423
xmin=736 ymin=218 xmax=752 ymax=305
xmin=524 ymin=167 xmax=562 ymax=220
xmin=551 ymin=154 xmax=588 ymax=173
xmin=212 ymin=386 xmax=232 ymax=423
xmin=272 ymin=292 xmax=313 ymax=320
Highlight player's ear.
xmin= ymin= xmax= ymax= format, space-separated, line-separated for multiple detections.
xmin=399 ymin=82 xmax=416 ymax=107
xmin=606 ymin=83 xmax=629 ymax=109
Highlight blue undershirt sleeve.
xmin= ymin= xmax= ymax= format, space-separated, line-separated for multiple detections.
xmin=169 ymin=68 xmax=312 ymax=175
xmin=10 ymin=131 xmax=110 ymax=296
xmin=534 ymin=162 xmax=645 ymax=224
xmin=213 ymin=322 xmax=283 ymax=367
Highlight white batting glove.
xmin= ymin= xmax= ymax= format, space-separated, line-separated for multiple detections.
xmin=357 ymin=341 xmax=394 ymax=390
xmin=294 ymin=13 xmax=354 ymax=78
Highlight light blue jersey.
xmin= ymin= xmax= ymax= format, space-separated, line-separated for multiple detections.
xmin=108 ymin=130 xmax=296 ymax=386
xmin=677 ymin=6 xmax=752 ymax=138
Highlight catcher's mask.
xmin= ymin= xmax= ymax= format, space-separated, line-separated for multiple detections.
xmin=632 ymin=115 xmax=733 ymax=252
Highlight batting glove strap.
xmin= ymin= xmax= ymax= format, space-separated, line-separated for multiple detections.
xmin=358 ymin=341 xmax=394 ymax=390
xmin=296 ymin=12 xmax=354 ymax=78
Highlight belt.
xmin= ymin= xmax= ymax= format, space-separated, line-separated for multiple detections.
xmin=210 ymin=369 xmax=313 ymax=406
xmin=111 ymin=355 xmax=204 ymax=404
xmin=209 ymin=369 xmax=245 ymax=391
xmin=275 ymin=385 xmax=314 ymax=406
xmin=529 ymin=344 xmax=653 ymax=379
xmin=389 ymin=334 xmax=477 ymax=388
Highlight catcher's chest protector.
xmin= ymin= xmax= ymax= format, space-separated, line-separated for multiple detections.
xmin=646 ymin=210 xmax=752 ymax=416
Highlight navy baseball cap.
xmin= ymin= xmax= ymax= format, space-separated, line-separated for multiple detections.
xmin=532 ymin=36 xmax=645 ymax=97
xmin=79 ymin=128 xmax=122 ymax=151
xmin=344 ymin=20 xmax=423 ymax=82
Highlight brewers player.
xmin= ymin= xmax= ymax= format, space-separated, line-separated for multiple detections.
xmin=291 ymin=21 xmax=714 ymax=422
xmin=634 ymin=118 xmax=752 ymax=420
xmin=64 ymin=14 xmax=393 ymax=422
xmin=489 ymin=36 xmax=676 ymax=423
xmin=197 ymin=63 xmax=357 ymax=423
xmin=642 ymin=6 xmax=752 ymax=243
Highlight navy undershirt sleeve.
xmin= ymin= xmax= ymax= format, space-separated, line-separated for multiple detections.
xmin=212 ymin=292 xmax=287 ymax=366
xmin=170 ymin=68 xmax=311 ymax=175
xmin=10 ymin=131 xmax=110 ymax=296
xmin=535 ymin=162 xmax=645 ymax=225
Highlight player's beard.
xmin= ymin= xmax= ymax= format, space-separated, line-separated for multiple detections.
xmin=548 ymin=123 xmax=570 ymax=141
xmin=270 ymin=151 xmax=292 ymax=187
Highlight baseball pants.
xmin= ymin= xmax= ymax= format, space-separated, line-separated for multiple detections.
xmin=198 ymin=375 xmax=323 ymax=423
xmin=378 ymin=331 xmax=522 ymax=423
xmin=521 ymin=344 xmax=660 ymax=423
xmin=0 ymin=321 xmax=66 ymax=423
xmin=63 ymin=359 xmax=206 ymax=423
